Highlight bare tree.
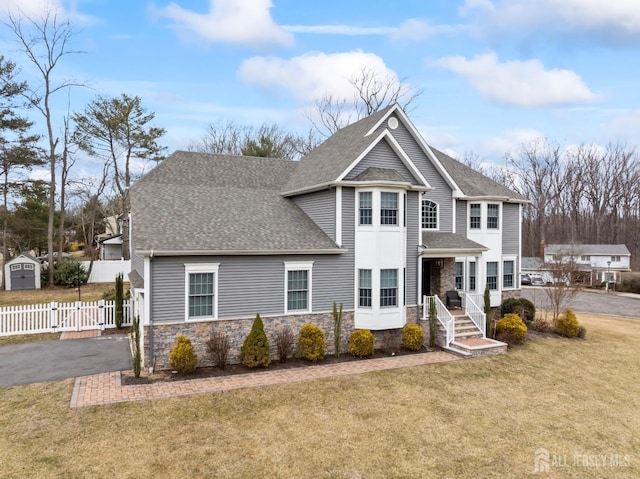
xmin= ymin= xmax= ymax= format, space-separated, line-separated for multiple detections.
xmin=308 ymin=66 xmax=423 ymax=137
xmin=5 ymin=8 xmax=84 ymax=285
xmin=542 ymin=247 xmax=584 ymax=326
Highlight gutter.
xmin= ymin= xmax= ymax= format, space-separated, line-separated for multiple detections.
xmin=137 ymin=248 xmax=348 ymax=257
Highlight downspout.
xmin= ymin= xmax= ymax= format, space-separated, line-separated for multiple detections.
xmin=148 ymin=250 xmax=154 ymax=373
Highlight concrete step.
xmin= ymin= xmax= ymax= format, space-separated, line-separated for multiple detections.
xmin=455 ymin=330 xmax=484 ymax=339
xmin=449 ymin=338 xmax=508 ymax=357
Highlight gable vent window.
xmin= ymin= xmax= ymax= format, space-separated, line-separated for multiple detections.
xmin=380 ymin=192 xmax=398 ymax=225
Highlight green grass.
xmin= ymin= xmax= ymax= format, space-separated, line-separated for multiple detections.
xmin=0 ymin=332 xmax=61 ymax=346
xmin=0 ymin=313 xmax=638 ymax=478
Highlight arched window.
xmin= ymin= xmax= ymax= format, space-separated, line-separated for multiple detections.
xmin=421 ymin=200 xmax=438 ymax=229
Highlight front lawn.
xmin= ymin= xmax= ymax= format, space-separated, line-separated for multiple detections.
xmin=0 ymin=313 xmax=638 ymax=478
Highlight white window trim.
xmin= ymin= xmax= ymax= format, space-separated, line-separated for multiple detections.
xmin=284 ymin=261 xmax=314 ymax=314
xmin=184 ymin=263 xmax=220 ymax=321
xmin=469 ymin=203 xmax=482 ymax=230
xmin=421 ymin=198 xmax=439 ymax=230
xmin=380 ymin=191 xmax=400 ymax=227
xmin=487 ymin=203 xmax=501 ymax=230
xmin=454 ymin=260 xmax=464 ymax=291
xmin=358 ymin=191 xmax=373 ymax=227
xmin=502 ymin=257 xmax=517 ymax=290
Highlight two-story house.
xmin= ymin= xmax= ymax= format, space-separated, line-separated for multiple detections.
xmin=129 ymin=104 xmax=527 ymax=370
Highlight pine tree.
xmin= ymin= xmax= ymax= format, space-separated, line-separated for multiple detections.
xmin=239 ymin=314 xmax=271 ymax=368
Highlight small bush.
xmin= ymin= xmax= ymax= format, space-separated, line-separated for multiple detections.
xmin=349 ymin=329 xmax=375 ymax=358
xmin=274 ymin=326 xmax=296 ymax=363
xmin=530 ymin=316 xmax=550 ymax=333
xmin=501 ymin=297 xmax=536 ymax=322
xmin=495 ymin=313 xmax=527 ymax=344
xmin=169 ymin=335 xmax=197 ymax=373
xmin=577 ymin=325 xmax=587 ymax=339
xmin=53 ymin=259 xmax=89 ymax=287
xmin=555 ymin=309 xmax=579 ymax=338
xmin=207 ymin=331 xmax=230 ymax=369
xmin=298 ymin=324 xmax=325 ymax=362
xmin=402 ymin=324 xmax=424 ymax=351
xmin=239 ymin=314 xmax=271 ymax=368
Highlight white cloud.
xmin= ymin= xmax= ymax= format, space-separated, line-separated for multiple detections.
xmin=283 ymin=25 xmax=395 ymax=35
xmin=0 ymin=0 xmax=63 ymax=17
xmin=476 ymin=128 xmax=544 ymax=158
xmin=460 ymin=0 xmax=640 ymax=44
xmin=604 ymin=109 xmax=640 ymax=141
xmin=239 ymin=50 xmax=403 ymax=102
xmin=153 ymin=0 xmax=293 ymax=48
xmin=390 ymin=18 xmax=461 ymax=42
xmin=431 ymin=52 xmax=600 ymax=107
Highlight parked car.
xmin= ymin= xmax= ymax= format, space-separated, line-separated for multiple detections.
xmin=520 ymin=274 xmax=531 ymax=286
xmin=530 ymin=275 xmax=545 ymax=286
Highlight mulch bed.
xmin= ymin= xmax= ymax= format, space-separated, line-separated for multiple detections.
xmin=121 ymin=347 xmax=436 ymax=386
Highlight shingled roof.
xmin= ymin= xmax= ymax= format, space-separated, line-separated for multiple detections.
xmin=131 ymin=152 xmax=342 ymax=255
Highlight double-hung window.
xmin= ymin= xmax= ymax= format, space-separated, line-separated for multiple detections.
xmin=611 ymin=255 xmax=621 ymax=262
xmin=422 ymin=200 xmax=438 ymax=229
xmin=503 ymin=260 xmax=514 ymax=288
xmin=487 ymin=204 xmax=499 ymax=229
xmin=486 ymin=262 xmax=498 ymax=290
xmin=285 ymin=262 xmax=313 ymax=313
xmin=470 ymin=204 xmax=481 ymax=229
xmin=358 ymin=269 xmax=372 ymax=307
xmin=359 ymin=192 xmax=372 ymax=225
xmin=380 ymin=269 xmax=398 ymax=307
xmin=455 ymin=262 xmax=464 ymax=290
xmin=185 ymin=263 xmax=219 ymax=320
xmin=380 ymin=192 xmax=398 ymax=225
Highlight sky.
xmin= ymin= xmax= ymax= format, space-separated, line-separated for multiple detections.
xmin=1 ymin=0 xmax=640 ymax=181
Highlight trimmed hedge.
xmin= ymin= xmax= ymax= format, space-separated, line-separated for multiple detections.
xmin=349 ymin=329 xmax=375 ymax=358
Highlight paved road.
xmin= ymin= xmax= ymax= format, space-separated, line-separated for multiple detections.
xmin=0 ymin=334 xmax=132 ymax=387
xmin=520 ymin=287 xmax=640 ymax=319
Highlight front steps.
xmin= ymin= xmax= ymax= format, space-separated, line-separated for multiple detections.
xmin=438 ymin=314 xmax=507 ymax=357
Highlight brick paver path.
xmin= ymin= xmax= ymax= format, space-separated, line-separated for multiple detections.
xmin=60 ymin=330 xmax=100 ymax=340
xmin=70 ymin=351 xmax=460 ymax=408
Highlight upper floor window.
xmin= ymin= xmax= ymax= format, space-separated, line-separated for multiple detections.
xmin=285 ymin=261 xmax=313 ymax=313
xmin=422 ymin=200 xmax=438 ymax=229
xmin=358 ymin=269 xmax=372 ymax=307
xmin=380 ymin=192 xmax=398 ymax=225
xmin=581 ymin=255 xmax=590 ymax=262
xmin=611 ymin=255 xmax=621 ymax=262
xmin=185 ymin=263 xmax=219 ymax=320
xmin=359 ymin=192 xmax=372 ymax=225
xmin=486 ymin=262 xmax=498 ymax=290
xmin=487 ymin=204 xmax=500 ymax=229
xmin=503 ymin=260 xmax=514 ymax=288
xmin=470 ymin=204 xmax=481 ymax=229
xmin=455 ymin=262 xmax=464 ymax=290
xmin=380 ymin=269 xmax=398 ymax=307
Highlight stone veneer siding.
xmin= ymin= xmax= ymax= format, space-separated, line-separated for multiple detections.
xmin=144 ymin=306 xmax=421 ymax=370
xmin=145 ymin=311 xmax=355 ymax=370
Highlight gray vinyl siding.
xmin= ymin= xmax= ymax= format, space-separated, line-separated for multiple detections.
xmin=132 ymin=253 xmax=144 ymax=279
xmin=406 ymin=191 xmax=419 ymax=305
xmin=292 ymin=189 xmax=336 ymax=241
xmin=376 ymin=115 xmax=454 ymax=232
xmin=150 ymin=249 xmax=355 ymax=323
xmin=502 ymin=203 xmax=520 ymax=255
xmin=344 ymin=138 xmax=418 ymax=184
xmin=456 ymin=200 xmax=467 ymax=236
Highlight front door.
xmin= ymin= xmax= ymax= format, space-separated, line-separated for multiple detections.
xmin=421 ymin=259 xmax=432 ymax=299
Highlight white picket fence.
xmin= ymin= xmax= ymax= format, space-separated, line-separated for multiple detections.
xmin=0 ymin=299 xmax=132 ymax=336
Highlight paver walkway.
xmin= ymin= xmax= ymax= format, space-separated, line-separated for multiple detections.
xmin=71 ymin=351 xmax=460 ymax=408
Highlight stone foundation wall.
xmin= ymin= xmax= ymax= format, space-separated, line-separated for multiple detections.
xmin=145 ymin=311 xmax=356 ymax=370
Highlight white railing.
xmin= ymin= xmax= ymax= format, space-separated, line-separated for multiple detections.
xmin=462 ymin=293 xmax=486 ymax=337
xmin=0 ymin=300 xmax=132 ymax=337
xmin=423 ymin=295 xmax=454 ymax=347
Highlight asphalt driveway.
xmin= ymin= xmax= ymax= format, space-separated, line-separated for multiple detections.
xmin=0 ymin=334 xmax=132 ymax=387
xmin=520 ymin=287 xmax=640 ymax=318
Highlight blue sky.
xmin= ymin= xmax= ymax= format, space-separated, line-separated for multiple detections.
xmin=2 ymin=0 xmax=640 ymax=180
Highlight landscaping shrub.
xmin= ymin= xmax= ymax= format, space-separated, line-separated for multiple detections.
xmin=333 ymin=302 xmax=343 ymax=358
xmin=207 ymin=331 xmax=230 ymax=369
xmin=530 ymin=316 xmax=550 ymax=333
xmin=495 ymin=313 xmax=527 ymax=344
xmin=577 ymin=325 xmax=587 ymax=339
xmin=402 ymin=323 xmax=424 ymax=351
xmin=274 ymin=325 xmax=295 ymax=363
xmin=115 ymin=273 xmax=124 ymax=329
xmin=501 ymin=297 xmax=536 ymax=322
xmin=53 ymin=259 xmax=89 ymax=287
xmin=349 ymin=329 xmax=375 ymax=358
xmin=619 ymin=277 xmax=640 ymax=294
xmin=555 ymin=309 xmax=579 ymax=338
xmin=239 ymin=314 xmax=271 ymax=368
xmin=298 ymin=324 xmax=325 ymax=362
xmin=169 ymin=335 xmax=197 ymax=373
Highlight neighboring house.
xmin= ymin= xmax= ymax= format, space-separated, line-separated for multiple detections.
xmin=98 ymin=234 xmax=124 ymax=261
xmin=543 ymin=243 xmax=631 ymax=285
xmin=4 ymin=253 xmax=41 ymax=291
xmin=129 ymin=105 xmax=527 ymax=370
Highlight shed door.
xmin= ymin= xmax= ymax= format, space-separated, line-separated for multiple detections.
xmin=11 ymin=263 xmax=36 ymax=290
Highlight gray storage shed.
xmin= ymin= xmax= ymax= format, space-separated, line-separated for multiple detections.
xmin=4 ymin=253 xmax=41 ymax=291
